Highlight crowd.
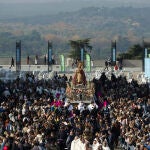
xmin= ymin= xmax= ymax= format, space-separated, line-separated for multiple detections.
xmin=0 ymin=71 xmax=149 ymax=150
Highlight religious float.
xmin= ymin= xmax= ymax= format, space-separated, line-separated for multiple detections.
xmin=66 ymin=62 xmax=95 ymax=102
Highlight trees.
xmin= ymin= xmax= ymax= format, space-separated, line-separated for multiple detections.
xmin=118 ymin=44 xmax=143 ymax=59
xmin=68 ymin=38 xmax=92 ymax=61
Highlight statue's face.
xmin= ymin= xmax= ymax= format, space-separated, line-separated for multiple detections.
xmin=78 ymin=62 xmax=83 ymax=69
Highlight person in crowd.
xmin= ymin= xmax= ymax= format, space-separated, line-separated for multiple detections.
xmin=27 ymin=55 xmax=30 ymax=65
xmin=104 ymin=60 xmax=108 ymax=71
xmin=87 ymin=100 xmax=98 ymax=112
xmin=78 ymin=101 xmax=86 ymax=113
xmin=44 ymin=55 xmax=47 ymax=65
xmin=66 ymin=130 xmax=75 ymax=150
xmin=10 ymin=57 xmax=14 ymax=68
xmin=62 ymin=74 xmax=68 ymax=82
xmin=35 ymin=55 xmax=38 ymax=65
xmin=70 ymin=136 xmax=80 ymax=150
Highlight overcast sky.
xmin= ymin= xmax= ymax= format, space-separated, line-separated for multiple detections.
xmin=0 ymin=0 xmax=149 ymax=20
xmin=0 ymin=0 xmax=67 ymax=3
xmin=0 ymin=0 xmax=148 ymax=3
xmin=0 ymin=0 xmax=146 ymax=3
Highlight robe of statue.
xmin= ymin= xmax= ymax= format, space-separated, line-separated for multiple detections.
xmin=73 ymin=62 xmax=86 ymax=85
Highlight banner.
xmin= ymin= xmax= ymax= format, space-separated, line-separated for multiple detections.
xmin=16 ymin=48 xmax=20 ymax=63
xmin=111 ymin=41 xmax=116 ymax=63
xmin=145 ymin=48 xmax=148 ymax=58
xmin=60 ymin=55 xmax=65 ymax=72
xmin=16 ymin=41 xmax=21 ymax=71
xmin=81 ymin=48 xmax=84 ymax=62
xmin=48 ymin=48 xmax=52 ymax=64
xmin=86 ymin=54 xmax=91 ymax=72
xmin=145 ymin=58 xmax=150 ymax=77
xmin=112 ymin=48 xmax=116 ymax=62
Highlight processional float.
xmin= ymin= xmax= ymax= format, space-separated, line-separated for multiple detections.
xmin=66 ymin=61 xmax=94 ymax=102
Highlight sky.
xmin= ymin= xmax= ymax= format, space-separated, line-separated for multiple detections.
xmin=0 ymin=0 xmax=149 ymax=6
xmin=0 ymin=0 xmax=90 ymax=2
xmin=0 ymin=0 xmax=149 ymax=18
xmin=0 ymin=0 xmax=65 ymax=3
xmin=0 ymin=0 xmax=149 ymax=3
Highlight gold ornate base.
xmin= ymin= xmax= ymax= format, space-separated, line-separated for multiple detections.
xmin=66 ymin=82 xmax=95 ymax=101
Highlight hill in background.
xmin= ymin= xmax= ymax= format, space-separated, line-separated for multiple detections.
xmin=0 ymin=5 xmax=150 ymax=59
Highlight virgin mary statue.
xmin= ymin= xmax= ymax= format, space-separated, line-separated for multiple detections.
xmin=73 ymin=62 xmax=86 ymax=85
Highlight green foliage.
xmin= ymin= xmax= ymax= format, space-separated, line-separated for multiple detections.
xmin=119 ymin=44 xmax=143 ymax=59
xmin=68 ymin=39 xmax=92 ymax=60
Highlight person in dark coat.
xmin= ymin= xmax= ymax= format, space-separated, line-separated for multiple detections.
xmin=66 ymin=130 xmax=75 ymax=150
xmin=104 ymin=60 xmax=108 ymax=71
xmin=57 ymin=126 xmax=68 ymax=150
xmin=10 ymin=57 xmax=14 ymax=68
xmin=27 ymin=56 xmax=30 ymax=65
xmin=107 ymin=130 xmax=115 ymax=150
